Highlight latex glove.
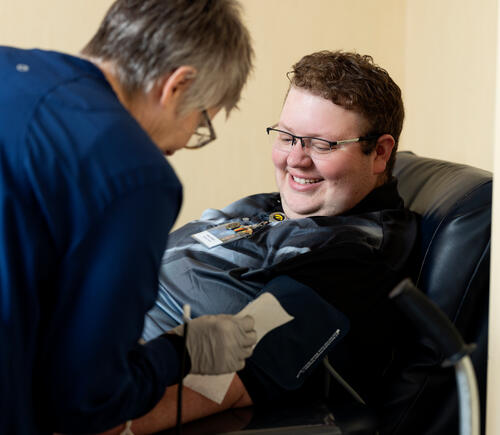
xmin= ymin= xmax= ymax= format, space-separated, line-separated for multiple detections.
xmin=171 ymin=314 xmax=256 ymax=375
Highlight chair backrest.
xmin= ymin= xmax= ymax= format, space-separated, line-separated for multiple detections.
xmin=388 ymin=151 xmax=491 ymax=434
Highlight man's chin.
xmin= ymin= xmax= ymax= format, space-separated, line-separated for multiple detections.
xmin=282 ymin=197 xmax=345 ymax=218
xmin=282 ymin=201 xmax=321 ymax=219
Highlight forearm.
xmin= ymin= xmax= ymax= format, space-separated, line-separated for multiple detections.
xmin=99 ymin=374 xmax=252 ymax=435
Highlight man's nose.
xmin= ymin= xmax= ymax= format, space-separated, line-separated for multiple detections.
xmin=287 ymin=138 xmax=313 ymax=167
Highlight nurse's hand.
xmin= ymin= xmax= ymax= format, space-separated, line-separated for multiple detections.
xmin=170 ymin=314 xmax=257 ymax=374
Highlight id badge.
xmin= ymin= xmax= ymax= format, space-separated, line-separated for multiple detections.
xmin=192 ymin=222 xmax=257 ymax=248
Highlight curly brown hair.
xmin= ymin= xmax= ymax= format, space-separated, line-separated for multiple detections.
xmin=288 ymin=51 xmax=404 ymax=177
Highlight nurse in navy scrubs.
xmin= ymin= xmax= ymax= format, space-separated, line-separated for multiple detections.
xmin=0 ymin=1 xmax=255 ymax=433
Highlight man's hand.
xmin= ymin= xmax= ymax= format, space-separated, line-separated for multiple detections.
xmin=170 ymin=314 xmax=256 ymax=375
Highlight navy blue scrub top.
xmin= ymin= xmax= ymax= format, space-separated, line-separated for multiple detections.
xmin=0 ymin=47 xmax=184 ymax=434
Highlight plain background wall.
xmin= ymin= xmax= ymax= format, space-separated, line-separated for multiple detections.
xmin=1 ymin=1 xmax=499 ymax=433
xmin=403 ymin=0 xmax=497 ymax=172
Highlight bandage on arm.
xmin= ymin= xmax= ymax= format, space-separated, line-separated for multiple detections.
xmin=182 ymin=292 xmax=294 ymax=404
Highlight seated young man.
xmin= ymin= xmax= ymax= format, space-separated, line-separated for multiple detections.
xmin=101 ymin=50 xmax=418 ymax=434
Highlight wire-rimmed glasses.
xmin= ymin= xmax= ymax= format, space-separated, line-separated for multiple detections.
xmin=185 ymin=110 xmax=217 ymax=149
xmin=266 ymin=126 xmax=379 ymax=160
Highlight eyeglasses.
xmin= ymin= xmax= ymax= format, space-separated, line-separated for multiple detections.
xmin=185 ymin=110 xmax=217 ymax=149
xmin=266 ymin=126 xmax=379 ymax=160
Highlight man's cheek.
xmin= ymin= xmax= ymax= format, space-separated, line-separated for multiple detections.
xmin=271 ymin=148 xmax=287 ymax=168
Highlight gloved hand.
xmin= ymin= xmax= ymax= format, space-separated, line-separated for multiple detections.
xmin=170 ymin=314 xmax=256 ymax=375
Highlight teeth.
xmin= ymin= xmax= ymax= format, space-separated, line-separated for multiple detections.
xmin=292 ymin=176 xmax=322 ymax=185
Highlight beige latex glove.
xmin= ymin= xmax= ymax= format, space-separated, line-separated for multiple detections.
xmin=171 ymin=314 xmax=256 ymax=375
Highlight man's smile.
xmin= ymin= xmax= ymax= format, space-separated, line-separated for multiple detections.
xmin=291 ymin=175 xmax=323 ymax=185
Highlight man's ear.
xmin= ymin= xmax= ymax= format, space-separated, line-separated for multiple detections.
xmin=156 ymin=66 xmax=197 ymax=109
xmin=372 ymin=134 xmax=395 ymax=175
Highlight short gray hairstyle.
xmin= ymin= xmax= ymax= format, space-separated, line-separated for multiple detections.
xmin=82 ymin=0 xmax=253 ymax=115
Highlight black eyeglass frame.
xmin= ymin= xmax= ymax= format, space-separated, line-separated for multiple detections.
xmin=185 ymin=110 xmax=217 ymax=150
xmin=266 ymin=126 xmax=380 ymax=152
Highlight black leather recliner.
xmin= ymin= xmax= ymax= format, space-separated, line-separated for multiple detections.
xmin=237 ymin=151 xmax=493 ymax=434
xmin=163 ymin=151 xmax=492 ymax=435
xmin=381 ymin=151 xmax=492 ymax=434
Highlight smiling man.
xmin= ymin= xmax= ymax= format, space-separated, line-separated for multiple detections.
xmin=270 ymin=87 xmax=395 ymax=218
xmin=110 ymin=50 xmax=418 ymax=434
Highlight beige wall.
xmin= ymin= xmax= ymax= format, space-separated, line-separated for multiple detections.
xmin=402 ymin=0 xmax=497 ymax=171
xmin=0 ymin=1 xmax=112 ymax=53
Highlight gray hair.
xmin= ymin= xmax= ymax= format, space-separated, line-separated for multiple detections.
xmin=82 ymin=0 xmax=253 ymax=115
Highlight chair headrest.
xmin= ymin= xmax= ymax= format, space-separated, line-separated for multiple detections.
xmin=393 ymin=151 xmax=491 ymax=319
